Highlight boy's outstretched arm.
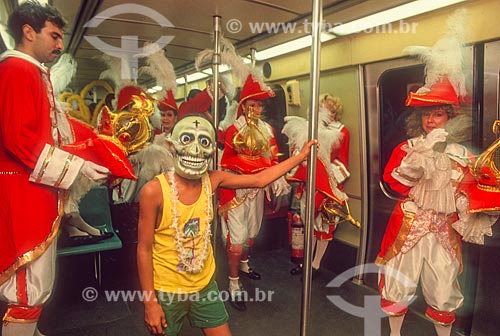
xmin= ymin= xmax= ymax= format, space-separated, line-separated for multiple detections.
xmin=211 ymin=139 xmax=317 ymax=190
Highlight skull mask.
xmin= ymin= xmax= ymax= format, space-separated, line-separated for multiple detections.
xmin=170 ymin=116 xmax=216 ymax=179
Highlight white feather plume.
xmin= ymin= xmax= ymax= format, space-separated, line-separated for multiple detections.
xmin=282 ymin=110 xmax=344 ymax=164
xmin=64 ymin=174 xmax=99 ymax=214
xmin=403 ymin=8 xmax=467 ymax=97
xmin=50 ymin=53 xmax=77 ymax=95
xmin=195 ymin=35 xmax=270 ymax=91
xmin=98 ymin=55 xmax=133 ymax=97
xmin=219 ymin=100 xmax=238 ymax=131
xmin=282 ymin=116 xmax=308 ymax=153
xmin=139 ymin=43 xmax=176 ymax=100
xmin=129 ymin=141 xmax=174 ymax=201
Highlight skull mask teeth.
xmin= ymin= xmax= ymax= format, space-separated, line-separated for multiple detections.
xmin=170 ymin=116 xmax=216 ymax=180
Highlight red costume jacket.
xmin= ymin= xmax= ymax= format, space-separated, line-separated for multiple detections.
xmin=288 ymin=124 xmax=349 ymax=217
xmin=375 ymin=140 xmax=469 ymax=267
xmin=219 ymin=116 xmax=279 ymax=211
xmin=0 ymin=56 xmax=62 ymax=284
xmin=0 ymin=52 xmax=135 ymax=286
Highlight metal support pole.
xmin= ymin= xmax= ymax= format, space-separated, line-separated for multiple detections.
xmin=211 ymin=15 xmax=222 ymax=249
xmin=183 ymin=74 xmax=188 ymax=101
xmin=300 ymin=1 xmax=322 ymax=335
xmin=250 ymin=48 xmax=257 ymax=68
xmin=353 ymin=64 xmax=368 ymax=285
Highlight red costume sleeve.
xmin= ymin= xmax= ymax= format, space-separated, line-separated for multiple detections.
xmin=332 ymin=127 xmax=350 ymax=169
xmin=0 ymin=58 xmax=53 ymax=169
xmin=178 ymin=90 xmax=212 ymax=118
xmin=382 ymin=141 xmax=412 ymax=196
xmin=220 ymin=124 xmax=238 ymax=169
xmin=269 ymin=125 xmax=280 ymax=165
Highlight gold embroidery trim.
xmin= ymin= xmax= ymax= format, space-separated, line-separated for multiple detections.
xmin=380 ymin=206 xmax=414 ymax=264
xmin=218 ymin=195 xmax=248 ymax=214
xmin=0 ymin=190 xmax=64 ymax=286
xmin=35 ymin=146 xmax=56 ymax=183
xmin=54 ymin=153 xmax=74 ymax=188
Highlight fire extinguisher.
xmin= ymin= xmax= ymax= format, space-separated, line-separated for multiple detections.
xmin=288 ymin=211 xmax=304 ymax=263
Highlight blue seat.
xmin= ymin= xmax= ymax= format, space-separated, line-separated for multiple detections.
xmin=57 ymin=186 xmax=122 ymax=285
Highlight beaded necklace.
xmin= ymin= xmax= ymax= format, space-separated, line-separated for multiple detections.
xmin=167 ymin=170 xmax=212 ymax=273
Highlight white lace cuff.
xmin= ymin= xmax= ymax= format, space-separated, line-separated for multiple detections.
xmin=272 ymin=176 xmax=292 ymax=197
xmin=329 ymin=159 xmax=350 ymax=184
xmin=29 ymin=144 xmax=84 ymax=190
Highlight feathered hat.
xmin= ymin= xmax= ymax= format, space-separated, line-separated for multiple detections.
xmin=237 ymin=74 xmax=275 ymax=116
xmin=158 ymin=90 xmax=178 ymax=112
xmin=139 ymin=43 xmax=178 ymax=113
xmin=403 ymin=9 xmax=467 ymax=107
xmin=97 ymin=53 xmax=154 ymax=154
xmin=195 ymin=36 xmax=274 ymax=117
xmin=98 ymin=54 xmax=146 ymax=112
xmin=116 ymin=85 xmax=150 ymax=111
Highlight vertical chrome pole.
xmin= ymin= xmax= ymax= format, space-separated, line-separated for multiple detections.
xmin=250 ymin=47 xmax=257 ymax=68
xmin=300 ymin=0 xmax=322 ymax=335
xmin=211 ymin=15 xmax=221 ymax=248
xmin=183 ymin=74 xmax=188 ymax=101
xmin=353 ymin=64 xmax=368 ymax=285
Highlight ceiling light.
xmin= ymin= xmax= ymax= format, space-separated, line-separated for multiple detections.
xmin=18 ymin=0 xmax=48 ymax=4
xmin=330 ymin=0 xmax=467 ymax=36
xmin=186 ymin=72 xmax=210 ymax=82
xmin=255 ymin=33 xmax=335 ymax=61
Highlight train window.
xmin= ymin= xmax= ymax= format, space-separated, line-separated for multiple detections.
xmin=263 ymin=84 xmax=289 ymax=161
xmin=378 ymin=65 xmax=424 ymax=171
xmin=0 ymin=2 xmax=13 ymax=51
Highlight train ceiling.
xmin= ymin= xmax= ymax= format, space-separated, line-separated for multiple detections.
xmin=47 ymin=0 xmax=414 ymax=91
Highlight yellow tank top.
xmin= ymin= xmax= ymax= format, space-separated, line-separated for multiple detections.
xmin=153 ymin=172 xmax=215 ymax=293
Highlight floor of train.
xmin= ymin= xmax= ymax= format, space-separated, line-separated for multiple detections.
xmin=9 ymin=239 xmax=448 ymax=336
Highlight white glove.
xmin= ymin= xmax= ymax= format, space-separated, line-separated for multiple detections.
xmin=81 ymin=161 xmax=109 ymax=181
xmin=273 ymin=193 xmax=290 ymax=213
xmin=424 ymin=128 xmax=448 ymax=150
xmin=271 ymin=176 xmax=292 ymax=198
xmin=264 ymin=185 xmax=272 ymax=203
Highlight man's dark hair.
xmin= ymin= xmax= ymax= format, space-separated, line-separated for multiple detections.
xmin=187 ymin=89 xmax=202 ymax=100
xmin=7 ymin=0 xmax=67 ymax=44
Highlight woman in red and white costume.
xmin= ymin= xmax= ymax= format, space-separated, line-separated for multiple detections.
xmin=376 ymin=78 xmax=474 ymax=336
xmin=284 ymin=93 xmax=350 ymax=278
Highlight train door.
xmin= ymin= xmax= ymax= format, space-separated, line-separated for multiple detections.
xmin=362 ymin=57 xmax=422 ymax=290
xmin=470 ymin=39 xmax=500 ymax=336
xmin=263 ymin=84 xmax=290 ymax=161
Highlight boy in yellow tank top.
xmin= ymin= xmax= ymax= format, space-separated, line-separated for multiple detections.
xmin=137 ymin=115 xmax=315 ymax=336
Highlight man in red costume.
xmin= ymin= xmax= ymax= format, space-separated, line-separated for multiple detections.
xmin=219 ymin=74 xmax=291 ymax=311
xmin=0 ymin=2 xmax=109 ymax=335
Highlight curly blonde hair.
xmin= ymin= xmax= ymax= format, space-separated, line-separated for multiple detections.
xmin=405 ymin=104 xmax=471 ymax=144
xmin=319 ymin=93 xmax=343 ymax=121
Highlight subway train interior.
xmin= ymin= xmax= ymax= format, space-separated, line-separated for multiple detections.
xmin=1 ymin=0 xmax=500 ymax=335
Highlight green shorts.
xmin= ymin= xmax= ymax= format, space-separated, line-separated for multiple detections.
xmin=157 ymin=280 xmax=229 ymax=336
